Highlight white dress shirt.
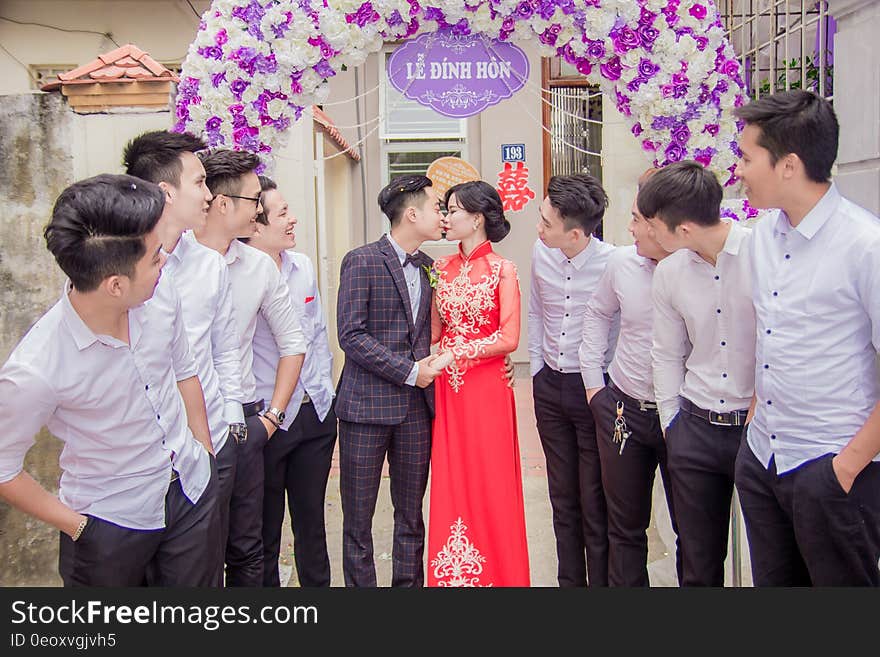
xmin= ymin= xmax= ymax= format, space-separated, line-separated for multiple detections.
xmin=0 ymin=281 xmax=211 ymax=530
xmin=223 ymin=239 xmax=307 ymax=403
xmin=386 ymin=233 xmax=423 ymax=387
xmin=528 ymin=237 xmax=617 ymax=376
xmin=253 ymin=251 xmax=335 ymax=428
xmin=163 ymin=231 xmax=245 ymax=451
xmin=651 ymin=221 xmax=756 ymax=429
xmin=746 ymin=184 xmax=880 ymax=474
xmin=580 ymin=245 xmax=656 ymax=401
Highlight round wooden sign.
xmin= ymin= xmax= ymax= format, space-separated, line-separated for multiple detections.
xmin=426 ymin=157 xmax=481 ymax=202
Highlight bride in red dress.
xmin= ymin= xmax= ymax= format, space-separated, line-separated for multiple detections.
xmin=427 ymin=181 xmax=530 ymax=587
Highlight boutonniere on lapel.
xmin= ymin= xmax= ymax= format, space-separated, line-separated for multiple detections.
xmin=422 ymin=264 xmax=440 ymax=289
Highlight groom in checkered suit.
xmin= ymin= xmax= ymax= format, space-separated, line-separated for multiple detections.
xmin=336 ymin=175 xmax=446 ymax=587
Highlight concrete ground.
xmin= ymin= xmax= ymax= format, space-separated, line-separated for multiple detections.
xmin=276 ymin=371 xmax=752 ymax=587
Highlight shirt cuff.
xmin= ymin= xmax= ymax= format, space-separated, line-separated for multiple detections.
xmin=581 ymin=366 xmax=606 ymax=390
xmin=223 ymin=400 xmax=245 ymax=426
xmin=405 ymin=362 xmax=419 ymax=387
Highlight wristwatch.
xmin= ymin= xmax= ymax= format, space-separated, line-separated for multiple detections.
xmin=263 ymin=407 xmax=286 ymax=427
xmin=228 ymin=422 xmax=248 ymax=444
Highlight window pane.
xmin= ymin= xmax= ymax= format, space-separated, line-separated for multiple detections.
xmin=387 ymin=149 xmax=462 ymax=181
xmin=384 ymin=54 xmax=465 ymax=138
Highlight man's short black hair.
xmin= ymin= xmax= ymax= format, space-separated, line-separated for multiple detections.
xmin=256 ymin=175 xmax=278 ymax=226
xmin=733 ymin=90 xmax=839 ymax=183
xmin=122 ymin=130 xmax=207 ymax=186
xmin=44 ymin=174 xmax=164 ymax=292
xmin=636 ymin=161 xmax=722 ymax=231
xmin=198 ymin=149 xmax=262 ymax=197
xmin=546 ymin=173 xmax=608 ymax=234
xmin=378 ymin=175 xmax=433 ymax=226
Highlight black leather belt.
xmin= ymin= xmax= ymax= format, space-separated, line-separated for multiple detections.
xmin=608 ymin=380 xmax=658 ymax=413
xmin=243 ymin=399 xmax=265 ymax=418
xmin=680 ymin=397 xmax=748 ymax=427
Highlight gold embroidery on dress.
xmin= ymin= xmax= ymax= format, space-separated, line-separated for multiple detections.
xmin=430 ymin=517 xmax=492 ymax=587
xmin=436 ymin=259 xmax=502 ymax=393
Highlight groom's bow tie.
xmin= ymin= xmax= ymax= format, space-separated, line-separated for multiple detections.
xmin=404 ymin=252 xmax=424 ymax=268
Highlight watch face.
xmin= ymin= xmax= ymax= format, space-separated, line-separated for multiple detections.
xmin=277 ymin=412 xmax=286 ymax=423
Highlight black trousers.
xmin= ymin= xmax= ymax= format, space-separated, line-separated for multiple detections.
xmin=735 ymin=440 xmax=880 ymax=586
xmin=590 ymin=382 xmax=681 ymax=587
xmin=225 ymin=412 xmax=270 ymax=587
xmin=339 ymin=390 xmax=432 ymax=587
xmin=532 ymin=364 xmax=608 ymax=587
xmin=59 ymin=459 xmax=218 ymax=587
xmin=211 ymin=435 xmax=237 ymax=586
xmin=665 ymin=403 xmax=743 ymax=586
xmin=262 ymin=400 xmax=338 ymax=587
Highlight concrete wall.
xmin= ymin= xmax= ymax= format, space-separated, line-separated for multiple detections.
xmin=0 ymin=93 xmax=72 ymax=585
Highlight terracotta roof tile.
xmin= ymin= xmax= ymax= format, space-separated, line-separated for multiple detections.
xmin=42 ymin=44 xmax=178 ymax=91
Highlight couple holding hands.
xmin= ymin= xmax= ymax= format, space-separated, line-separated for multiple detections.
xmin=336 ymin=175 xmax=529 ymax=587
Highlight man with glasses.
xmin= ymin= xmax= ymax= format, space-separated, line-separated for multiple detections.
xmin=195 ymin=149 xmax=306 ymax=586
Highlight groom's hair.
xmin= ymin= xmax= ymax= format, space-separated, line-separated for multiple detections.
xmin=378 ymin=175 xmax=433 ymax=226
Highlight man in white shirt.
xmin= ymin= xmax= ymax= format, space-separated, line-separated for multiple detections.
xmin=733 ymin=90 xmax=880 ymax=586
xmin=0 ymin=174 xmax=216 ymax=586
xmin=248 ymin=176 xmax=337 ymax=587
xmin=124 ymin=130 xmax=247 ymax=585
xmin=643 ymin=161 xmax=755 ymax=586
xmin=528 ymin=173 xmax=616 ymax=587
xmin=196 ymin=150 xmax=307 ymax=587
xmin=580 ymin=169 xmax=681 ymax=587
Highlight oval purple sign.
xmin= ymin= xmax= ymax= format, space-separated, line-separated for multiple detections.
xmin=387 ymin=28 xmax=530 ymax=119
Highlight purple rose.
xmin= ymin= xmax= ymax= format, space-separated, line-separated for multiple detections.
xmin=451 ymin=18 xmax=471 ymax=36
xmin=206 ymin=116 xmax=222 ymax=131
xmin=664 ymin=142 xmax=686 ymax=163
xmin=211 ymin=71 xmax=227 ymax=88
xmin=689 ymin=4 xmax=708 ymax=20
xmin=408 ymin=0 xmax=421 ymax=16
xmin=695 ymin=36 xmax=709 ymax=51
xmin=215 ymin=29 xmax=228 ymax=46
xmin=672 ymin=124 xmax=691 ymax=146
xmin=639 ymin=8 xmax=657 ymax=26
xmin=206 ymin=131 xmax=226 ymax=148
xmin=600 ymin=56 xmax=622 ymax=81
xmin=538 ymin=0 xmax=557 ymax=21
xmin=197 ymin=45 xmax=222 ymax=60
xmin=612 ymin=26 xmax=640 ymax=54
xmin=585 ymin=39 xmax=605 ymax=60
xmin=720 ymin=59 xmax=740 ymax=77
xmin=313 ymin=60 xmax=336 ymax=79
xmin=230 ymin=79 xmax=250 ymax=100
xmin=515 ymin=1 xmax=534 ymax=19
xmin=703 ymin=123 xmax=720 ymax=136
xmin=539 ymin=28 xmax=558 ymax=46
xmin=387 ymin=9 xmax=404 ymax=26
xmin=632 ymin=123 xmax=643 ymax=137
xmin=642 ymin=139 xmax=658 ymax=152
xmin=502 ymin=17 xmax=515 ymax=32
xmin=637 ymin=25 xmax=659 ymax=49
xmin=638 ymin=58 xmax=660 ymax=78
xmin=576 ymin=59 xmax=592 ymax=76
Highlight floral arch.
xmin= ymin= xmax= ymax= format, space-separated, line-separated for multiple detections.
xmin=175 ymin=0 xmax=746 ymax=186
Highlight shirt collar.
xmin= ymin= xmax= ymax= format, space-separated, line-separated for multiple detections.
xmin=224 ymin=238 xmax=242 ymax=265
xmin=459 ymin=240 xmax=492 ymax=262
xmin=385 ymin=233 xmax=416 ymax=265
xmin=280 ymin=249 xmax=299 ymax=277
xmin=60 ymin=281 xmax=141 ymax=351
xmin=557 ymin=236 xmax=597 ymax=270
xmin=793 ymin=183 xmax=840 ymax=240
xmin=686 ymin=220 xmax=747 ymax=263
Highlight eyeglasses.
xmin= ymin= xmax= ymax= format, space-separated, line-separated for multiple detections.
xmin=223 ymin=193 xmax=261 ymax=207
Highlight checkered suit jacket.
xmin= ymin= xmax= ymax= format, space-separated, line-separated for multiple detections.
xmin=336 ymin=235 xmax=434 ymax=424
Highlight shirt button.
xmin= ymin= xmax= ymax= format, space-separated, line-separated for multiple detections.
xmin=764 ymin=364 xmax=769 ymax=369
xmin=784 ymin=254 xmax=791 ymax=259
xmin=567 ymin=277 xmax=571 ymax=281
xmin=560 ymin=352 xmax=564 ymax=356
xmin=766 ymin=400 xmax=772 ymax=405
xmin=561 ymin=332 xmax=566 ymax=336
xmin=716 ymin=308 xmax=721 ymax=314
xmin=766 ymin=329 xmax=772 ymax=335
xmin=565 ymin=313 xmax=570 ymax=317
xmin=720 ymin=399 xmax=725 ymax=404
xmin=772 ymin=291 xmax=778 ymax=297
xmin=720 ymin=341 xmax=726 ymax=346
xmin=722 ymin=373 xmax=728 ymax=378
xmin=714 ymin=275 xmax=720 ymax=280
xmin=770 ymin=434 xmax=776 ymax=440
xmin=145 ymin=384 xmax=149 ymax=390
xmin=157 ymin=414 xmax=161 ymax=420
xmin=566 ymin=295 xmax=570 ymax=299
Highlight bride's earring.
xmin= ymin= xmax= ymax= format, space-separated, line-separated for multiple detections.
xmin=473 ymin=221 xmax=479 ymax=232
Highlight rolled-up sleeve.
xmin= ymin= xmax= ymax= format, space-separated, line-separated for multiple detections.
xmin=262 ymin=266 xmax=307 ymax=357
xmin=0 ymin=361 xmax=56 ymax=483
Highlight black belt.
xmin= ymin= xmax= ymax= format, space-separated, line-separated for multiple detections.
xmin=680 ymin=397 xmax=748 ymax=427
xmin=301 ymin=393 xmax=312 ymax=405
xmin=243 ymin=399 xmax=265 ymax=418
xmin=608 ymin=380 xmax=657 ymax=413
